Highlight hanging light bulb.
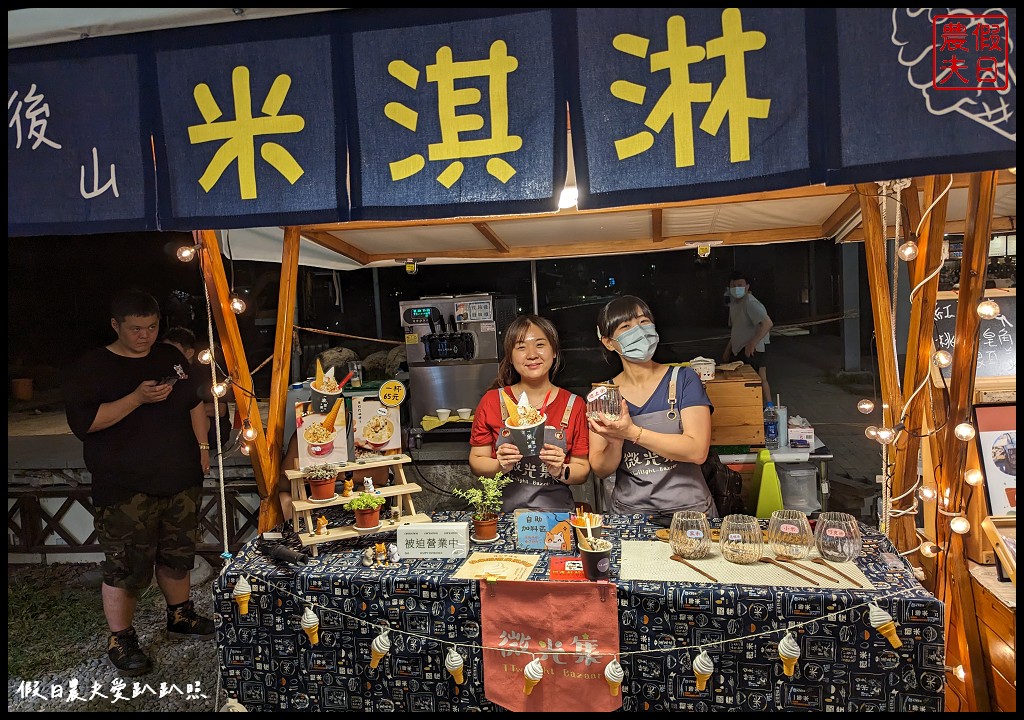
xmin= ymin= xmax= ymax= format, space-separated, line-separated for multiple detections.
xmin=240 ymin=442 xmax=251 ymax=456
xmin=953 ymin=664 xmax=966 ymax=682
xmin=953 ymin=422 xmax=976 ymax=441
xmin=864 ymin=425 xmax=879 ymax=440
xmin=856 ymin=399 xmax=875 ymax=414
xmin=242 ymin=419 xmax=258 ymax=442
xmin=917 ymin=486 xmax=937 ymax=502
xmin=212 ymin=379 xmax=230 ymax=398
xmin=896 ymin=240 xmax=919 ymax=261
xmin=949 ymin=516 xmax=971 ymax=534
xmin=229 ymin=294 xmax=247 ymax=314
xmin=558 ymin=186 xmax=578 ymax=209
xmin=976 ymin=299 xmax=1000 ymax=319
xmin=920 ymin=542 xmax=940 ymax=558
xmin=964 ymin=468 xmax=984 ymax=486
xmin=176 ymin=243 xmax=200 ymax=262
xmin=197 ymin=348 xmax=213 ymax=365
xmin=932 ymin=350 xmax=952 ymax=368
xmin=875 ymin=426 xmax=895 ymax=445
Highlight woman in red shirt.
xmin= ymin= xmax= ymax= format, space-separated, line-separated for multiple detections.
xmin=468 ymin=315 xmax=590 ymax=511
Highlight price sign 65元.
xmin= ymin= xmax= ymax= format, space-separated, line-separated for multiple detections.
xmin=378 ymin=380 xmax=407 ymax=408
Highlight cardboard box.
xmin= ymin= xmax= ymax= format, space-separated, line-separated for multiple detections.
xmin=788 ymin=425 xmax=814 ymax=449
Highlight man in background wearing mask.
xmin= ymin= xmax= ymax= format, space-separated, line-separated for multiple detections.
xmin=723 ymin=270 xmax=773 ymax=405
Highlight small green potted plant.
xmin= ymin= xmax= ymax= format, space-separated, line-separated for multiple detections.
xmin=451 ymin=472 xmax=512 ymax=540
xmin=304 ymin=463 xmax=339 ymax=501
xmin=344 ymin=491 xmax=388 ymax=529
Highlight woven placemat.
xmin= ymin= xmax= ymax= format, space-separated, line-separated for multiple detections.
xmin=618 ymin=540 xmax=873 ymax=589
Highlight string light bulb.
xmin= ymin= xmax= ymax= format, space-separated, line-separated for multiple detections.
xmin=932 ymin=350 xmax=952 ymax=368
xmin=896 ymin=240 xmax=919 ymax=261
xmin=976 ymin=299 xmax=1000 ymax=319
xmin=212 ymin=379 xmax=231 ymax=398
xmin=875 ymin=426 xmax=896 ymax=445
xmin=920 ymin=542 xmax=940 ymax=558
xmin=240 ymin=442 xmax=251 ymax=456
xmin=864 ymin=425 xmax=879 ymax=440
xmin=953 ymin=422 xmax=976 ymax=442
xmin=176 ymin=243 xmax=200 ymax=262
xmin=229 ymin=294 xmax=247 ymax=314
xmin=964 ymin=468 xmax=984 ymax=487
xmin=949 ymin=516 xmax=971 ymax=534
xmin=857 ymin=399 xmax=875 ymax=414
xmin=197 ymin=348 xmax=213 ymax=365
xmin=242 ymin=419 xmax=258 ymax=442
xmin=917 ymin=486 xmax=937 ymax=502
xmin=953 ymin=665 xmax=966 ymax=682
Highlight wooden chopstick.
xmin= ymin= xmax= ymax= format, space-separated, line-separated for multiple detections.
xmin=759 ymin=556 xmax=818 ymax=585
xmin=812 ymin=557 xmax=867 ymax=587
xmin=670 ymin=554 xmax=719 ymax=583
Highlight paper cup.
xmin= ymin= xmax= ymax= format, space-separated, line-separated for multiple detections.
xmin=436 ymin=409 xmax=451 ymax=422
xmin=457 ymin=408 xmax=473 ymax=420
xmin=310 ymin=384 xmax=342 ymax=415
xmin=570 ymin=521 xmax=603 ymax=552
xmin=502 ymin=414 xmax=547 ymax=457
xmin=579 ymin=539 xmax=613 ymax=581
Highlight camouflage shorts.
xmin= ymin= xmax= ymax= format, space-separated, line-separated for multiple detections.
xmin=94 ymin=486 xmax=202 ymax=591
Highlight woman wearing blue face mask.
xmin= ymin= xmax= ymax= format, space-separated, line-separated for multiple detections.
xmin=588 ymin=295 xmax=716 ymax=518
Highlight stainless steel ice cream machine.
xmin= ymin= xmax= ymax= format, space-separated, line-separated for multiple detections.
xmin=399 ymin=293 xmax=517 ymax=440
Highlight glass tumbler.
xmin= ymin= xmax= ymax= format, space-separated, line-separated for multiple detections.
xmin=669 ymin=511 xmax=712 ymax=559
xmin=586 ymin=383 xmax=622 ymax=421
xmin=719 ymin=514 xmax=764 ymax=564
xmin=814 ymin=512 xmax=863 ymax=562
xmin=768 ymin=509 xmax=814 ymax=560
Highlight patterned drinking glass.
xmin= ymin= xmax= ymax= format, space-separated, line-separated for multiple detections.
xmin=669 ymin=511 xmax=712 ymax=559
xmin=719 ymin=513 xmax=764 ymax=564
xmin=768 ymin=509 xmax=814 ymax=560
xmin=814 ymin=512 xmax=863 ymax=562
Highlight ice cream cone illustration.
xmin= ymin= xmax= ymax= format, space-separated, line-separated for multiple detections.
xmin=370 ymin=629 xmax=391 ymax=669
xmin=693 ymin=649 xmax=714 ymax=691
xmin=232 ymin=575 xmax=252 ymax=615
xmin=868 ymin=603 xmax=903 ymax=648
xmin=323 ymin=398 xmax=342 ymax=433
xmin=301 ymin=606 xmax=319 ymax=646
xmin=446 ymin=647 xmax=465 ymax=685
xmin=523 ymin=657 xmax=544 ymax=696
xmin=778 ymin=632 xmax=801 ymax=677
xmin=604 ymin=657 xmax=623 ymax=696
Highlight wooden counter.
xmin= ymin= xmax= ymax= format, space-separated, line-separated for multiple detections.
xmin=704 ymin=364 xmax=765 ymax=446
xmin=970 ymin=563 xmax=1016 ymax=712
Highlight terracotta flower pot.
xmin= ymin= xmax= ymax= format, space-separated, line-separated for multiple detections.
xmin=308 ymin=476 xmax=337 ymax=500
xmin=472 ymin=514 xmax=499 ymax=540
xmin=354 ymin=507 xmax=381 ymax=529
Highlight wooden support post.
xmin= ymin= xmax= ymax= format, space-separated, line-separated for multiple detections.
xmin=195 ymin=229 xmax=281 ymax=532
xmin=934 ymin=171 xmax=996 ymax=712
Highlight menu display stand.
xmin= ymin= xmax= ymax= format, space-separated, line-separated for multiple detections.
xmin=285 ymin=453 xmax=431 ymax=557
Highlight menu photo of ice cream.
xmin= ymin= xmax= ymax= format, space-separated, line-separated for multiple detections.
xmin=294 ymin=399 xmax=349 ymax=469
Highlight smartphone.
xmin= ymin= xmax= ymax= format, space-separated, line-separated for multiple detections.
xmin=156 ymin=376 xmax=178 ymax=387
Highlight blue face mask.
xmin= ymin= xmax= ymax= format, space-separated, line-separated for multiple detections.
xmin=730 ymin=287 xmax=747 ymax=299
xmin=614 ymin=323 xmax=659 ymax=363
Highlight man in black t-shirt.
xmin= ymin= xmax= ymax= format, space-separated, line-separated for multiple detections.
xmin=64 ymin=289 xmax=215 ymax=677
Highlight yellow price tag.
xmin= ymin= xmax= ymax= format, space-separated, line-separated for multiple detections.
xmin=378 ymin=380 xmax=407 ymax=408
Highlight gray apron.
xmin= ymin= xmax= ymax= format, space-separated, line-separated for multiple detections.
xmin=496 ymin=387 xmax=577 ymax=512
xmin=610 ymin=367 xmax=717 ymax=516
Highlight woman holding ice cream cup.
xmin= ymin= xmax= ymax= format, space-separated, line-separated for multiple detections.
xmin=468 ymin=315 xmax=590 ymax=512
xmin=588 ymin=296 xmax=717 ymax=519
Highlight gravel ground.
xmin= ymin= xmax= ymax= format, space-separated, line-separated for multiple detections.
xmin=8 ymin=561 xmax=226 ymax=713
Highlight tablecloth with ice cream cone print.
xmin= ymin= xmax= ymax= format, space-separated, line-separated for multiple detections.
xmin=214 ymin=510 xmax=944 ymax=712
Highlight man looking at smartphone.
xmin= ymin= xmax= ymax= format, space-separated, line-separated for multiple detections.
xmin=63 ymin=289 xmax=214 ymax=677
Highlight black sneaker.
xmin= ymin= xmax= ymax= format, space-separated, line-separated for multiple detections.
xmin=107 ymin=627 xmax=153 ymax=677
xmin=167 ymin=599 xmax=216 ymax=640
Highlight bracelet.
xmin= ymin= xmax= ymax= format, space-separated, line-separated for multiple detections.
xmin=198 ymin=442 xmax=210 ymax=451
xmin=633 ymin=427 xmax=644 ymax=444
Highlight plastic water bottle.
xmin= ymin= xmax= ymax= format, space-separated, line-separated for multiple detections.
xmin=764 ymin=402 xmax=780 ymax=450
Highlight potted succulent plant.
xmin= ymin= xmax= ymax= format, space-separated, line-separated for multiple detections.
xmin=304 ymin=463 xmax=339 ymax=501
xmin=344 ymin=492 xmax=388 ymax=529
xmin=451 ymin=472 xmax=512 ymax=540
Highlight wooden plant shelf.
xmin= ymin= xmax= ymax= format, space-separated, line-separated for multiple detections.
xmin=284 ymin=453 xmax=431 ymax=557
